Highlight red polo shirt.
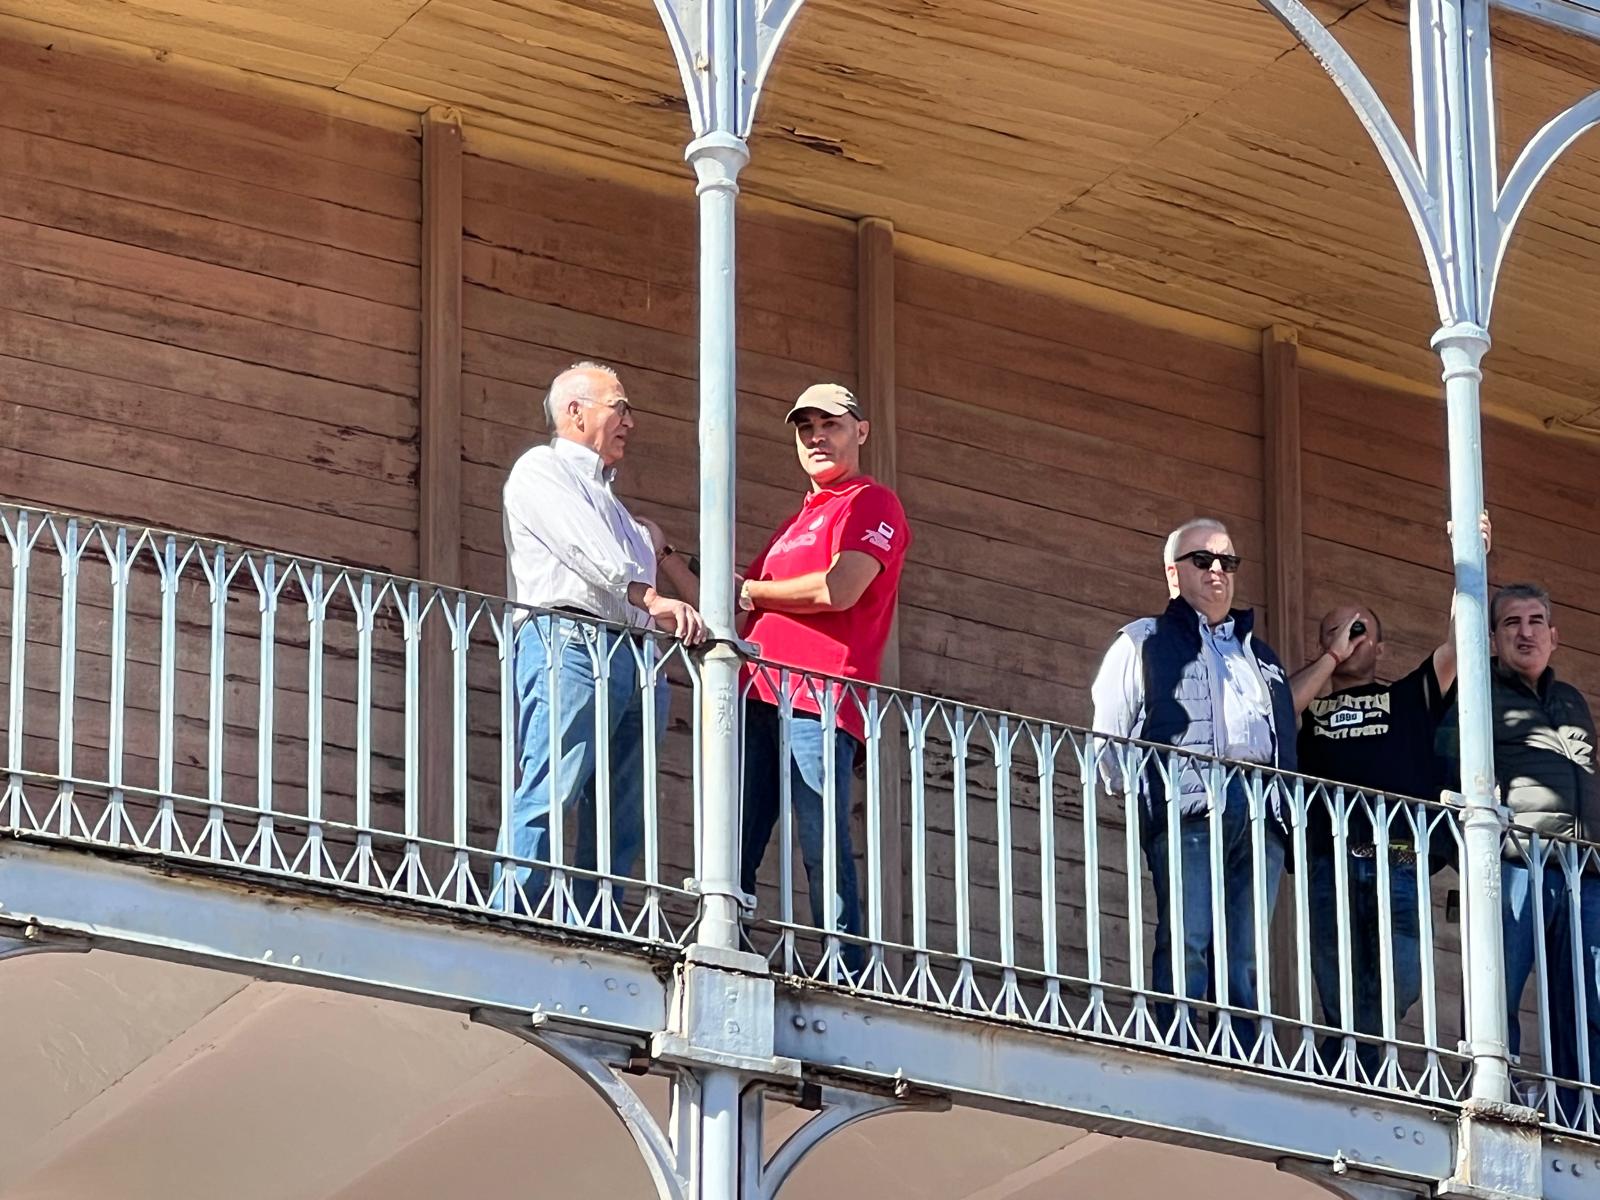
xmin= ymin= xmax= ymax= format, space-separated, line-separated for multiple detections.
xmin=744 ymin=475 xmax=910 ymax=744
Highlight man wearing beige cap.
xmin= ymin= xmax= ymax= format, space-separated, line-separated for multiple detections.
xmin=738 ymin=383 xmax=910 ymax=975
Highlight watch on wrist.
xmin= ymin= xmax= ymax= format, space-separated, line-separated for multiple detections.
xmin=659 ymin=542 xmax=677 ymax=561
xmin=738 ymin=581 xmax=755 ymax=612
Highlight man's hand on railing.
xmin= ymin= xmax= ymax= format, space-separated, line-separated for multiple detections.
xmin=645 ymin=591 xmax=707 ymax=646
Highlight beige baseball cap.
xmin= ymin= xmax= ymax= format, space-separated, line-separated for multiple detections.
xmin=784 ymin=383 xmax=864 ymax=423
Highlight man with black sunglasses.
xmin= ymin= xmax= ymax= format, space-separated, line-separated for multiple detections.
xmin=1091 ymin=517 xmax=1296 ymax=1055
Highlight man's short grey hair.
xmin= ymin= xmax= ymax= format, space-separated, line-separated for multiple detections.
xmin=543 ymin=361 xmax=621 ymax=429
xmin=1163 ymin=517 xmax=1231 ymax=567
xmin=1491 ymin=582 xmax=1553 ymax=628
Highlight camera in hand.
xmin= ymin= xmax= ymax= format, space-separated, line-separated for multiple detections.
xmin=1349 ymin=619 xmax=1367 ymax=638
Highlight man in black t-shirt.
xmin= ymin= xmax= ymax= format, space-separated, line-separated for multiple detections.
xmin=1290 ymin=604 xmax=1459 ymax=1078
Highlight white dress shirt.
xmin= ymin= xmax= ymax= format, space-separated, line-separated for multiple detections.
xmin=502 ymin=437 xmax=656 ymax=628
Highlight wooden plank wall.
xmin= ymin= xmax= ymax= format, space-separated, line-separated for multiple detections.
xmin=889 ymin=249 xmax=1270 ymax=991
xmin=0 ymin=39 xmax=422 ymax=571
xmin=893 ymin=252 xmax=1269 ymax=721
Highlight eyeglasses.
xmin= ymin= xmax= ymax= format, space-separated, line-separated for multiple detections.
xmin=584 ymin=396 xmax=633 ymax=420
xmin=1175 ymin=550 xmax=1241 ymax=573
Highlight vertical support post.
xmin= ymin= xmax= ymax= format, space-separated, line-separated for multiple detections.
xmin=1262 ymin=324 xmax=1304 ymax=1035
xmin=689 ymin=124 xmax=751 ymax=955
xmin=658 ymin=0 xmax=803 ymax=964
xmin=655 ymin=5 xmax=807 ymax=1196
xmin=857 ymin=216 xmax=905 ymax=959
xmin=1261 ymin=324 xmax=1305 ymax=667
xmin=420 ymin=105 xmax=464 ymax=585
xmin=1433 ymin=0 xmax=1512 ymax=1114
xmin=1435 ymin=322 xmax=1510 ymax=1106
xmin=857 ymin=218 xmax=898 ymax=492
xmin=695 ymin=1068 xmax=741 ymax=1200
xmin=421 ymin=105 xmax=464 ymax=872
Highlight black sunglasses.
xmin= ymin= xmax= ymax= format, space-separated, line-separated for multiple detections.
xmin=1176 ymin=550 xmax=1241 ymax=573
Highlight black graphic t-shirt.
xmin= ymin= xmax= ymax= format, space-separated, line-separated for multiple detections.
xmin=1297 ymin=656 xmax=1453 ymax=855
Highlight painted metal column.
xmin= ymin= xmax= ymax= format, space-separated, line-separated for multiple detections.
xmin=689 ymin=117 xmax=751 ymax=953
xmin=1430 ymin=0 xmax=1513 ymax=1107
xmin=1435 ymin=322 xmax=1509 ymax=1103
xmin=655 ymin=0 xmax=805 ymax=954
xmin=696 ymin=1067 xmax=742 ymax=1200
xmin=653 ymin=6 xmax=808 ymax=1198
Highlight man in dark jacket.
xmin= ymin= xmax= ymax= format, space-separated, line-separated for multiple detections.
xmin=1091 ymin=518 xmax=1296 ymax=1056
xmin=1477 ymin=583 xmax=1599 ymax=1109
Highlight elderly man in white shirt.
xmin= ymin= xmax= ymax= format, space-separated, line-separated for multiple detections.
xmin=498 ymin=361 xmax=703 ymax=922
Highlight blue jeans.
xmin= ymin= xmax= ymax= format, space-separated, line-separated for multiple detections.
xmin=1309 ymin=853 xmax=1423 ymax=1076
xmin=1146 ymin=796 xmax=1285 ymax=1051
xmin=1503 ymin=860 xmax=1600 ymax=1116
xmin=740 ymin=701 xmax=864 ymax=972
xmin=499 ymin=616 xmax=669 ymax=917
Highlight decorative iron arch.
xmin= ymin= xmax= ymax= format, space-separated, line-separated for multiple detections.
xmin=1256 ymin=0 xmax=1600 ymax=328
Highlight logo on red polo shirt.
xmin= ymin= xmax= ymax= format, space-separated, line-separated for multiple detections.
xmin=862 ymin=521 xmax=896 ymax=552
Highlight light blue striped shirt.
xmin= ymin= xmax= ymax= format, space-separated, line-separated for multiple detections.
xmin=1199 ymin=613 xmax=1274 ymax=764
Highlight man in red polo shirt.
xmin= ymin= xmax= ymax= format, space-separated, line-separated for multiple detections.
xmin=737 ymin=383 xmax=910 ymax=974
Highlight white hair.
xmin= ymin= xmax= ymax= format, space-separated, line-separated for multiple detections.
xmin=543 ymin=361 xmax=621 ymax=430
xmin=1163 ymin=518 xmax=1231 ymax=567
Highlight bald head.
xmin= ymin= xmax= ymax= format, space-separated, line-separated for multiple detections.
xmin=545 ymin=363 xmax=620 ymax=431
xmin=544 ymin=361 xmax=633 ymax=465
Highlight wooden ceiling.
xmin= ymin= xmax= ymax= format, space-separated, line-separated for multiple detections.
xmin=6 ymin=0 xmax=1600 ymax=430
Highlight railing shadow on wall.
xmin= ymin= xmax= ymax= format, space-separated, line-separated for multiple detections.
xmin=3 ymin=503 xmax=1596 ymax=1140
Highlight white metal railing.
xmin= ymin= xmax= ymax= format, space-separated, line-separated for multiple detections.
xmin=741 ymin=662 xmax=1600 ymax=1139
xmin=1502 ymin=829 xmax=1600 ymax=1132
xmin=5 ymin=504 xmax=1597 ymax=1139
xmin=0 ymin=505 xmax=700 ymax=946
